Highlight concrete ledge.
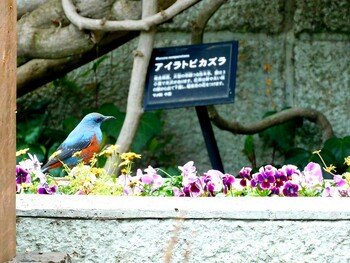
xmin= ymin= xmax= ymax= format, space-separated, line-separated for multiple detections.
xmin=16 ymin=195 xmax=350 ymax=220
xmin=16 ymin=196 xmax=350 ymax=262
xmin=8 ymin=252 xmax=71 ymax=263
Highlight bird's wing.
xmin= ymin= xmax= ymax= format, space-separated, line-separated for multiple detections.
xmin=42 ymin=136 xmax=92 ymax=170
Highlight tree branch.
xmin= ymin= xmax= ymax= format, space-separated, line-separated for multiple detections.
xmin=62 ymin=0 xmax=200 ymax=31
xmin=105 ymin=0 xmax=158 ymax=175
xmin=16 ymin=0 xmax=190 ymax=95
xmin=17 ymin=30 xmax=138 ymax=97
xmin=191 ymin=0 xmax=227 ymax=44
xmin=17 ymin=0 xmax=51 ymax=18
xmin=207 ymin=106 xmax=334 ymax=142
xmin=17 ymin=0 xmax=96 ymax=59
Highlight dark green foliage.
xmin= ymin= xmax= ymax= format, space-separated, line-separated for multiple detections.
xmin=284 ymin=148 xmax=313 ymax=169
xmin=322 ymin=136 xmax=350 ymax=173
xmin=285 ymin=136 xmax=350 ymax=179
xmin=242 ymin=135 xmax=256 ymax=168
xmin=16 ymin=102 xmax=66 ymax=164
xmin=259 ymin=110 xmax=302 ymax=153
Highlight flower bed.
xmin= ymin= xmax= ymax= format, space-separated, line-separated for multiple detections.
xmin=16 ymin=148 xmax=350 ymax=197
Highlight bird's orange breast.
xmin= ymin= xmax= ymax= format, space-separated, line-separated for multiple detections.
xmin=81 ymin=134 xmax=100 ymax=163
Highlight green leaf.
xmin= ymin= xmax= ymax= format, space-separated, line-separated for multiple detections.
xmin=131 ymin=112 xmax=163 ymax=153
xmin=321 ymin=136 xmax=350 ymax=173
xmin=24 ymin=126 xmax=42 ymax=144
xmin=81 ymin=55 xmax=108 ymax=77
xmin=243 ymin=135 xmax=255 ymax=157
xmin=285 ymin=148 xmax=312 ymax=168
xmin=259 ymin=110 xmax=300 ymax=152
xmin=243 ymin=135 xmax=256 ymax=167
xmin=63 ymin=116 xmax=80 ymax=134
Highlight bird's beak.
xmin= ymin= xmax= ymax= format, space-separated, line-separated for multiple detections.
xmin=103 ymin=116 xmax=116 ymax=122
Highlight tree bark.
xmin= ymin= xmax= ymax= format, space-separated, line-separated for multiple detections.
xmin=208 ymin=106 xmax=334 ymax=142
xmin=16 ymin=0 xmax=199 ymax=97
xmin=17 ymin=30 xmax=138 ymax=97
xmin=104 ymin=0 xmax=158 ymax=174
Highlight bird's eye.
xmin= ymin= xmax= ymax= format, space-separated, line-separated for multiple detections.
xmin=95 ymin=117 xmax=103 ymax=123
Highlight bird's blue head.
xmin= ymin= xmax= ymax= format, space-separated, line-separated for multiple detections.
xmin=80 ymin=113 xmax=116 ymax=128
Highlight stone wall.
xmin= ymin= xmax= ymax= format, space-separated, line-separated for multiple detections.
xmin=16 ymin=195 xmax=350 ymax=262
xmin=26 ymin=0 xmax=350 ymax=173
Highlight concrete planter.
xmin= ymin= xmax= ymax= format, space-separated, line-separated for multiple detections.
xmin=17 ymin=195 xmax=350 ymax=262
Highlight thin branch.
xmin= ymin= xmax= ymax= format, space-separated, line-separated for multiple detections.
xmin=104 ymin=0 xmax=158 ymax=175
xmin=191 ymin=0 xmax=227 ymax=44
xmin=61 ymin=0 xmax=200 ymax=31
xmin=207 ymin=106 xmax=334 ymax=142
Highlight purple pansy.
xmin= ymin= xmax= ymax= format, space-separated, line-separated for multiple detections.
xmin=38 ymin=183 xmax=57 ymax=195
xmin=187 ymin=179 xmax=204 ymax=197
xmin=270 ymin=187 xmax=280 ymax=196
xmin=255 ymin=165 xmax=276 ymax=189
xmin=282 ymin=182 xmax=299 ymax=197
xmin=275 ymin=169 xmax=288 ymax=188
xmin=203 ymin=170 xmax=224 ymax=196
xmin=222 ymin=173 xmax=235 ymax=194
xmin=281 ymin=164 xmax=301 ymax=181
xmin=16 ymin=165 xmax=31 ymax=185
xmin=239 ymin=167 xmax=252 ymax=187
xmin=333 ymin=174 xmax=346 ymax=187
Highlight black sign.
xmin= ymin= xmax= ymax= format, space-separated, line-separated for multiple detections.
xmin=144 ymin=41 xmax=239 ymax=111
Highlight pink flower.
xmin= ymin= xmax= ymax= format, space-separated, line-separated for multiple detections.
xmin=140 ymin=166 xmax=163 ymax=189
xmin=302 ymin=162 xmax=323 ymax=188
xmin=333 ymin=174 xmax=346 ymax=187
xmin=178 ymin=161 xmax=196 ymax=177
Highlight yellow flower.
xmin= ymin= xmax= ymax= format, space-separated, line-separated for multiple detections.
xmin=344 ymin=156 xmax=350 ymax=166
xmin=121 ymin=152 xmax=141 ymax=161
xmin=99 ymin=145 xmax=120 ymax=157
xmin=119 ymin=159 xmax=131 ymax=167
xmin=91 ymin=167 xmax=105 ymax=177
xmin=324 ymin=164 xmax=336 ymax=174
xmin=121 ymin=168 xmax=129 ymax=175
xmin=16 ymin=148 xmax=30 ymax=157
xmin=72 ymin=151 xmax=82 ymax=157
xmin=343 ymin=172 xmax=350 ymax=184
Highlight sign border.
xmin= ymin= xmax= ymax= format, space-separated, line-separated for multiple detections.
xmin=144 ymin=41 xmax=239 ymax=111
